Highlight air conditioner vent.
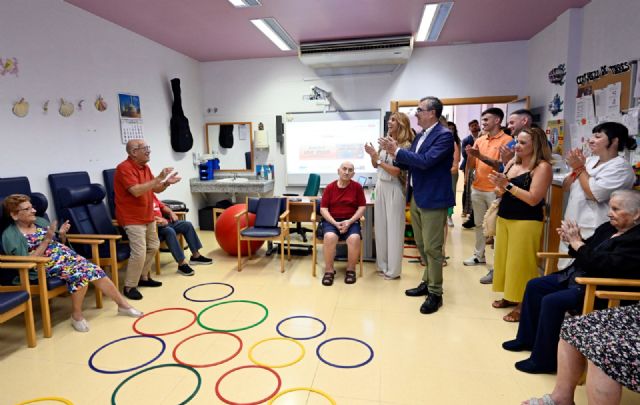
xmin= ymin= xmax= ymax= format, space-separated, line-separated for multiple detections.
xmin=300 ymin=36 xmax=413 ymax=55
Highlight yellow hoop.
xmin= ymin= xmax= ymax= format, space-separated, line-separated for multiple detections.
xmin=248 ymin=337 xmax=305 ymax=368
xmin=16 ymin=397 xmax=74 ymax=405
xmin=268 ymin=387 xmax=336 ymax=405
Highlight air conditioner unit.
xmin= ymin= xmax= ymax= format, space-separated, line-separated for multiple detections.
xmin=299 ymin=35 xmax=413 ymax=73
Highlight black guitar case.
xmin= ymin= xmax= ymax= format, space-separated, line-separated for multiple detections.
xmin=170 ymin=78 xmax=193 ymax=152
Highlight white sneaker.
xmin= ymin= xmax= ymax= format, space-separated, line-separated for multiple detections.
xmin=447 ymin=217 xmax=454 ymax=227
xmin=463 ymin=255 xmax=486 ymax=266
xmin=118 ymin=306 xmax=144 ymax=318
xmin=71 ymin=316 xmax=90 ymax=332
xmin=479 ymin=269 xmax=494 ymax=284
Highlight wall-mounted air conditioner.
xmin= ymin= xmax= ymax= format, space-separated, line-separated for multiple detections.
xmin=298 ymin=35 xmax=413 ymax=75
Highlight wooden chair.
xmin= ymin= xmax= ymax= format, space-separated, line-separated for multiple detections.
xmin=235 ymin=197 xmax=290 ymax=273
xmin=310 ymin=199 xmax=364 ymax=277
xmin=537 ymin=252 xmax=640 ymax=315
xmin=0 ymin=262 xmax=37 ymax=348
xmin=0 ymin=236 xmax=105 ymax=338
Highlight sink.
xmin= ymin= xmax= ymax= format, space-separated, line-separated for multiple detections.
xmin=217 ymin=177 xmax=249 ymax=183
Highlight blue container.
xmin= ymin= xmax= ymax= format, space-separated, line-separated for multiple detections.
xmin=199 ymin=162 xmax=209 ymax=180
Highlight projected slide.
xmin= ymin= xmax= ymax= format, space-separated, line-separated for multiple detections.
xmin=285 ymin=110 xmax=382 ymax=186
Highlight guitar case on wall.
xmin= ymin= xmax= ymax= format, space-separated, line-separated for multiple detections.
xmin=170 ymin=78 xmax=194 ymax=152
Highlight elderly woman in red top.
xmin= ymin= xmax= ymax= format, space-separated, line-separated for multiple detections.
xmin=319 ymin=161 xmax=367 ymax=286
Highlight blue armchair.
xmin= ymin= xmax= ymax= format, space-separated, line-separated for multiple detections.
xmin=0 ymin=262 xmax=37 ymax=348
xmin=0 ymin=176 xmax=103 ymax=338
xmin=236 ymin=197 xmax=290 ymax=273
xmin=48 ymin=172 xmax=127 ymax=289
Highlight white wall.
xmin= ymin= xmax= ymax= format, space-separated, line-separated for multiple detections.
xmin=1 ymin=0 xmax=203 ymax=222
xmin=200 ymin=41 xmax=529 ymax=195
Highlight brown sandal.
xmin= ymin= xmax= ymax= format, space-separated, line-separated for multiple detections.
xmin=322 ymin=272 xmax=335 ymax=286
xmin=503 ymin=309 xmax=521 ymax=322
xmin=345 ymin=270 xmax=357 ymax=284
xmin=492 ymin=299 xmax=518 ymax=309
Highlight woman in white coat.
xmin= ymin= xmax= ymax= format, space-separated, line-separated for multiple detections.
xmin=560 ymin=121 xmax=636 ymax=267
xmin=365 ymin=112 xmax=414 ymax=280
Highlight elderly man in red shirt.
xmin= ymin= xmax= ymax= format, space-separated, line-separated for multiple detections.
xmin=114 ymin=140 xmax=180 ymax=300
xmin=319 ymin=161 xmax=367 ymax=286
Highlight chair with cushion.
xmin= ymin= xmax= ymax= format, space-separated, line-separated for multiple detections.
xmin=236 ymin=197 xmax=290 ymax=273
xmin=0 ymin=178 xmax=103 ymax=338
xmin=49 ymin=172 xmax=127 ymax=289
xmin=0 ymin=262 xmax=37 ymax=348
xmin=310 ymin=198 xmax=364 ymax=278
xmin=283 ymin=173 xmax=320 ymax=242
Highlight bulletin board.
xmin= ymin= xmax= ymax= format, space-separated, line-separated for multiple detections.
xmin=576 ymin=61 xmax=636 ymax=112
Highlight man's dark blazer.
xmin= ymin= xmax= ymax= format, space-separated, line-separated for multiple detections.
xmin=394 ymin=122 xmax=455 ymax=210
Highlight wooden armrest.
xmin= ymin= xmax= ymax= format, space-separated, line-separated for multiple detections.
xmin=0 ymin=262 xmax=37 ymax=270
xmin=65 ymin=233 xmax=122 ymax=240
xmin=279 ymin=210 xmax=290 ymax=221
xmin=0 ymin=255 xmax=49 ymax=263
xmin=112 ymin=219 xmax=120 ymax=226
xmin=310 ymin=212 xmax=317 ymax=222
xmin=234 ymin=210 xmax=248 ymax=220
xmin=537 ymin=252 xmax=571 ymax=259
xmin=595 ymin=291 xmax=640 ymax=301
xmin=176 ymin=212 xmax=187 ymax=219
xmin=67 ymin=238 xmax=105 ymax=245
xmin=575 ymin=277 xmax=640 ymax=287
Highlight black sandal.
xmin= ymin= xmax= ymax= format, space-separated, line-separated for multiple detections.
xmin=322 ymin=272 xmax=335 ymax=286
xmin=345 ymin=270 xmax=357 ymax=284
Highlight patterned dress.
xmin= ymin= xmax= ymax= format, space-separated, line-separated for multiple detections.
xmin=26 ymin=227 xmax=106 ymax=294
xmin=560 ymin=304 xmax=640 ymax=392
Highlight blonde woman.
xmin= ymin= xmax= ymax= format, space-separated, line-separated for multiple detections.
xmin=365 ymin=112 xmax=414 ymax=279
xmin=488 ymin=127 xmax=553 ymax=322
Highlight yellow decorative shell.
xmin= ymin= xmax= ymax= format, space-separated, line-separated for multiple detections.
xmin=12 ymin=98 xmax=29 ymax=118
xmin=59 ymin=98 xmax=74 ymax=117
xmin=94 ymin=95 xmax=107 ymax=112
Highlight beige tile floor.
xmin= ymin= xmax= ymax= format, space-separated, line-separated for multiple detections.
xmin=1 ymin=213 xmax=639 ymax=404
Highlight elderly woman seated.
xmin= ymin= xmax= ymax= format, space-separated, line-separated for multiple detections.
xmin=2 ymin=194 xmax=142 ymax=332
xmin=523 ymin=303 xmax=640 ymax=405
xmin=502 ymin=189 xmax=640 ymax=373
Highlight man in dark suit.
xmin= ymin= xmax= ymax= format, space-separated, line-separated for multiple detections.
xmin=379 ymin=96 xmax=454 ymax=314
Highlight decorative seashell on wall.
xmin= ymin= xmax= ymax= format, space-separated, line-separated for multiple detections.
xmin=43 ymin=100 xmax=49 ymax=114
xmin=59 ymin=98 xmax=74 ymax=117
xmin=12 ymin=98 xmax=29 ymax=117
xmin=78 ymin=99 xmax=84 ymax=111
xmin=94 ymin=95 xmax=107 ymax=112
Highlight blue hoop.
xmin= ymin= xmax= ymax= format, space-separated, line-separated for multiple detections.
xmin=88 ymin=335 xmax=166 ymax=374
xmin=315 ymin=337 xmax=374 ymax=369
xmin=276 ymin=315 xmax=327 ymax=340
xmin=183 ymin=282 xmax=235 ymax=303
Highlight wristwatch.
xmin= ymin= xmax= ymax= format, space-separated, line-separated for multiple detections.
xmin=376 ymin=159 xmax=382 ymax=165
xmin=505 ymin=182 xmax=515 ymax=192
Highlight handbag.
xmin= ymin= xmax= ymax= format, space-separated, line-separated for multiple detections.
xmin=483 ymin=198 xmax=501 ymax=237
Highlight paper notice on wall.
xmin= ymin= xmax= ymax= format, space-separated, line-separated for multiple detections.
xmin=635 ymin=66 xmax=640 ymax=98
xmin=594 ymin=89 xmax=606 ymax=120
xmin=622 ymin=107 xmax=640 ymax=136
xmin=606 ymin=82 xmax=621 ymax=116
xmin=569 ymin=123 xmax=592 ymax=156
xmin=576 ymin=95 xmax=595 ymax=124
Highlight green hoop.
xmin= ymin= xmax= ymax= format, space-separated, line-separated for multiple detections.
xmin=197 ymin=300 xmax=269 ymax=332
xmin=111 ymin=363 xmax=201 ymax=405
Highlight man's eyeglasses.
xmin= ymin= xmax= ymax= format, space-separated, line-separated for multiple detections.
xmin=133 ymin=145 xmax=151 ymax=152
xmin=415 ymin=107 xmax=431 ymax=114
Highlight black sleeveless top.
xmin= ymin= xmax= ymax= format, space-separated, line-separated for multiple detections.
xmin=498 ymin=171 xmax=544 ymax=221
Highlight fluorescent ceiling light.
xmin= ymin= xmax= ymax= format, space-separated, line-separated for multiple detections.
xmin=416 ymin=2 xmax=454 ymax=42
xmin=228 ymin=0 xmax=261 ymax=8
xmin=250 ymin=18 xmax=297 ymax=51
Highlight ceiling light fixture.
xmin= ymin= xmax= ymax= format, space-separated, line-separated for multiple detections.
xmin=416 ymin=2 xmax=454 ymax=42
xmin=250 ymin=18 xmax=297 ymax=51
xmin=227 ymin=0 xmax=261 ymax=8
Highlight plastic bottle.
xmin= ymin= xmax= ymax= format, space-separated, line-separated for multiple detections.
xmin=370 ymin=185 xmax=376 ymax=201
